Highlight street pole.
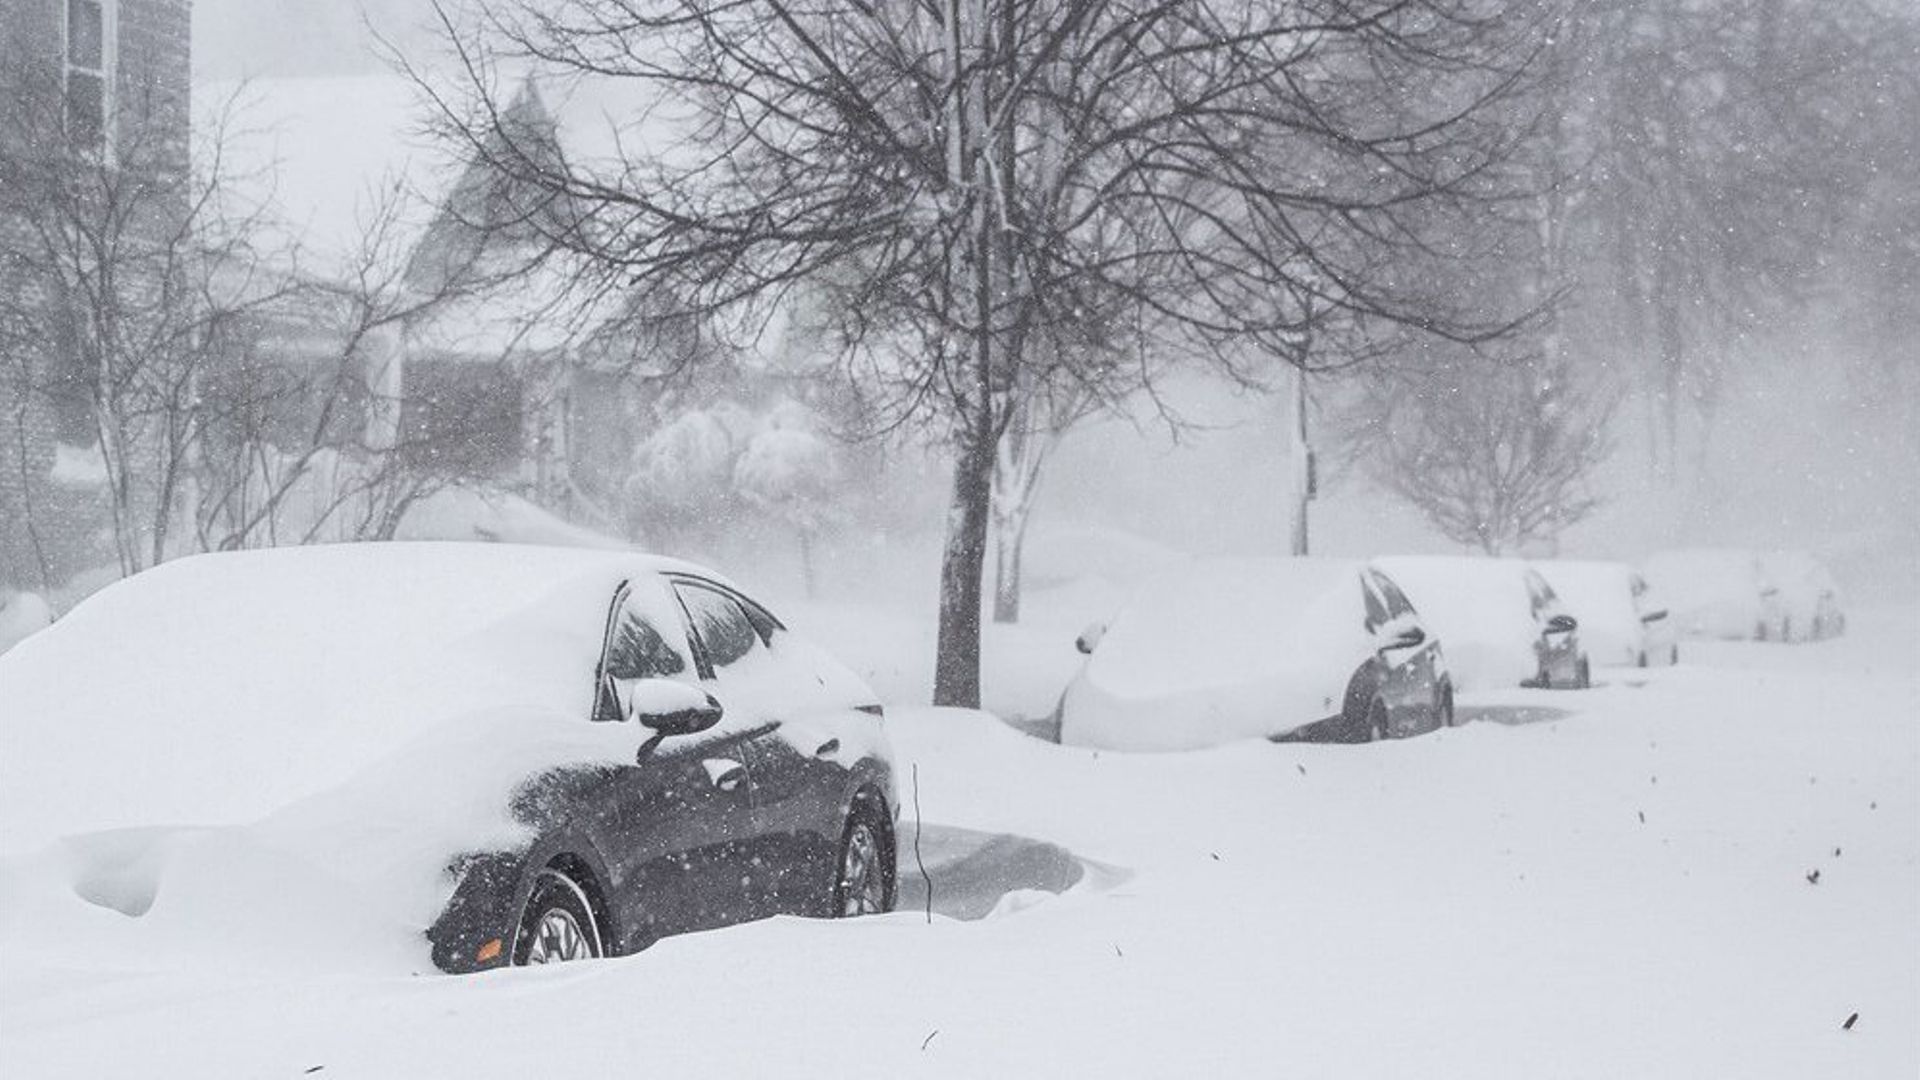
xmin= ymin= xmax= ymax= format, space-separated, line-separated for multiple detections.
xmin=1289 ymin=361 xmax=1312 ymax=556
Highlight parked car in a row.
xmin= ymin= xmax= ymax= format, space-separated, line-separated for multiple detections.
xmin=1533 ymin=561 xmax=1677 ymax=668
xmin=1058 ymin=558 xmax=1456 ymax=750
xmin=1374 ymin=557 xmax=1591 ymax=692
xmin=0 ymin=544 xmax=898 ymax=973
xmin=1641 ymin=548 xmax=1845 ymax=642
xmin=1760 ymin=550 xmax=1846 ymax=641
xmin=1054 ymin=548 xmax=1762 ymax=751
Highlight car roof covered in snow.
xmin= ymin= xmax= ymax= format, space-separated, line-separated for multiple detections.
xmin=1087 ymin=557 xmax=1368 ymax=697
xmin=0 ymin=542 xmax=732 ymax=853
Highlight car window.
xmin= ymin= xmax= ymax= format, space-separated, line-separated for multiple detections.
xmin=675 ymin=583 xmax=763 ymax=672
xmin=595 ymin=580 xmax=696 ymax=723
xmin=1375 ymin=575 xmax=1417 ymax=619
xmin=1524 ymin=571 xmax=1555 ymax=617
xmin=1361 ymin=573 xmax=1390 ymax=629
xmin=603 ymin=585 xmax=691 ymax=682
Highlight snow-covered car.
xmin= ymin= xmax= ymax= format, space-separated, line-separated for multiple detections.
xmin=1374 ymin=556 xmax=1589 ymax=691
xmin=0 ymin=589 xmax=52 ymax=656
xmin=1642 ymin=548 xmax=1786 ymax=641
xmin=1759 ymin=551 xmax=1846 ymax=641
xmin=1532 ymin=560 xmax=1678 ymax=668
xmin=1057 ymin=558 xmax=1454 ymax=751
xmin=0 ymin=543 xmax=896 ymax=973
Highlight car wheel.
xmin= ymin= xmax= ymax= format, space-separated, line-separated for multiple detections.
xmin=1576 ymin=657 xmax=1592 ymax=689
xmin=514 ymin=868 xmax=602 ymax=966
xmin=1637 ymin=650 xmax=1648 ymax=668
xmin=1670 ymin=644 xmax=1680 ymax=665
xmin=832 ymin=801 xmax=893 ymax=918
xmin=1438 ymin=683 xmax=1456 ymax=728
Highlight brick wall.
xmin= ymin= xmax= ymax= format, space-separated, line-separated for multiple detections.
xmin=0 ymin=0 xmax=192 ymax=590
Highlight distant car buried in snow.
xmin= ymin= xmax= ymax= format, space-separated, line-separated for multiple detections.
xmin=0 ymin=544 xmax=896 ymax=973
xmin=1057 ymin=558 xmax=1454 ymax=750
xmin=1532 ymin=560 xmax=1678 ymax=668
xmin=1373 ymin=556 xmax=1590 ymax=691
xmin=0 ymin=589 xmax=53 ymax=656
xmin=1759 ymin=551 xmax=1846 ymax=642
xmin=1642 ymin=548 xmax=1786 ymax=641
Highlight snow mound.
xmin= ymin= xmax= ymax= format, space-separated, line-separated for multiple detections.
xmin=0 ymin=543 xmax=701 ymax=854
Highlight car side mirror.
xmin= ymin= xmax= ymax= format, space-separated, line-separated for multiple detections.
xmin=1075 ymin=621 xmax=1108 ymax=656
xmin=1640 ymin=608 xmax=1669 ymax=624
xmin=626 ymin=679 xmax=725 ymax=737
xmin=1546 ymin=614 xmax=1578 ymax=634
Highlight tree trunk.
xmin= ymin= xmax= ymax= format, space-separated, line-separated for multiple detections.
xmin=991 ymin=502 xmax=1029 ymax=624
xmin=934 ymin=183 xmax=997 ymax=708
xmin=934 ymin=408 xmax=994 ymax=708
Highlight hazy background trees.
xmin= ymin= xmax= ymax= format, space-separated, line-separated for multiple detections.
xmin=7 ymin=0 xmax=1916 ymax=648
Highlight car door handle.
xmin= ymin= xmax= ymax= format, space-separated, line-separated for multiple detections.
xmin=702 ymin=758 xmax=746 ymax=793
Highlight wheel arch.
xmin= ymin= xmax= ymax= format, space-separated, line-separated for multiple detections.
xmin=538 ymin=852 xmax=613 ymax=957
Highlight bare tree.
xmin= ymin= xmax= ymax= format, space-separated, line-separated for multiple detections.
xmin=0 ymin=50 xmax=540 ymax=587
xmin=1350 ymin=345 xmax=1614 ymax=555
xmin=423 ymin=0 xmax=1542 ymax=706
xmin=0 ymin=58 xmax=271 ymax=577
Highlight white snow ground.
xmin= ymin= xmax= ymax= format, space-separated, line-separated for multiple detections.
xmin=1 ymin=604 xmax=1914 ymax=1077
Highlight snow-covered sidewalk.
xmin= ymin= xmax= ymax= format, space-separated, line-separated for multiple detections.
xmin=2 ymin=610 xmax=1914 ymax=1077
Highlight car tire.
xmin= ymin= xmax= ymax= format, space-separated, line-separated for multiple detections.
xmin=1438 ymin=683 xmax=1456 ymax=728
xmin=513 ymin=868 xmax=603 ymax=966
xmin=1670 ymin=644 xmax=1680 ymax=665
xmin=1576 ymin=657 xmax=1592 ymax=689
xmin=1637 ymin=650 xmax=1648 ymax=668
xmin=832 ymin=799 xmax=894 ymax=918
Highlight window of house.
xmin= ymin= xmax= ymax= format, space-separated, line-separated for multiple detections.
xmin=65 ymin=0 xmax=112 ymax=155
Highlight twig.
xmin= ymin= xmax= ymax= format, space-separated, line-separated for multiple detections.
xmin=912 ymin=762 xmax=932 ymax=924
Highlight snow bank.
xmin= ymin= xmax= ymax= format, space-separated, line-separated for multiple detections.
xmin=0 ymin=543 xmax=697 ymax=853
xmin=4 ymin=613 xmax=1914 ymax=1076
xmin=396 ymin=486 xmax=634 ymax=550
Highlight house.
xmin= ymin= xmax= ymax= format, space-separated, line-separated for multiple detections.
xmin=220 ymin=72 xmax=686 ymax=539
xmin=0 ymin=0 xmax=192 ymax=591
